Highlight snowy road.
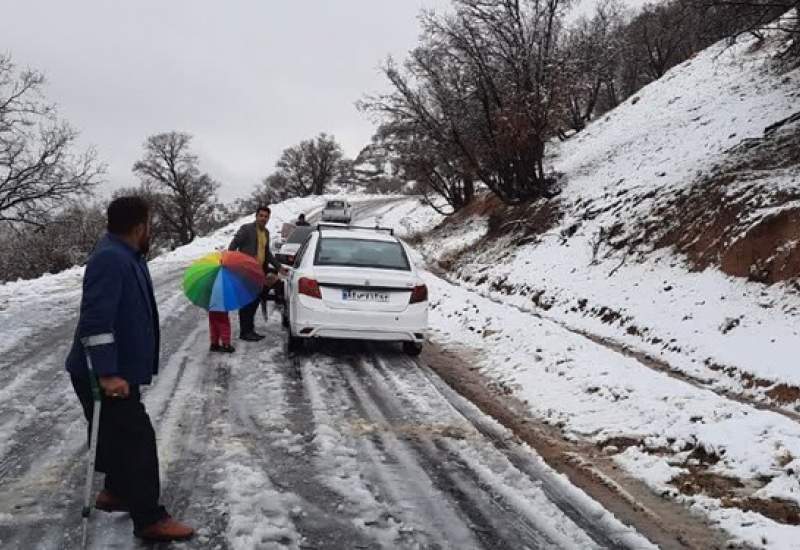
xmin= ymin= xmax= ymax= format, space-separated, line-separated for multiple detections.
xmin=0 ymin=200 xmax=651 ymax=549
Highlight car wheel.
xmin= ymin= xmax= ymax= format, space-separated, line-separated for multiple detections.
xmin=403 ymin=342 xmax=423 ymax=356
xmin=288 ymin=332 xmax=304 ymax=354
xmin=285 ymin=309 xmax=303 ymax=353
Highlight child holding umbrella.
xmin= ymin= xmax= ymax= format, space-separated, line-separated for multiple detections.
xmin=183 ymin=250 xmax=267 ymax=353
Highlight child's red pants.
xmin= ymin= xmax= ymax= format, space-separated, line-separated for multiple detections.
xmin=208 ymin=311 xmax=231 ymax=345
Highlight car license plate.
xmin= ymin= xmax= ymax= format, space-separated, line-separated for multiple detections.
xmin=342 ymin=289 xmax=390 ymax=303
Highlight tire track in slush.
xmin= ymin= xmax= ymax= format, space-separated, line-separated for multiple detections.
xmin=152 ymin=356 xmax=234 ymax=550
xmin=302 ymin=349 xmax=485 ymax=549
xmin=297 ymin=353 xmax=444 ymax=548
xmin=365 ymin=353 xmax=628 ymax=549
xmin=338 ymin=355 xmax=554 ymax=550
xmin=225 ymin=333 xmax=378 ymax=550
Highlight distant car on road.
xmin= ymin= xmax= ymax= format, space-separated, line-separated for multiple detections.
xmin=283 ymin=224 xmax=427 ymax=356
xmin=320 ymin=199 xmax=352 ymax=224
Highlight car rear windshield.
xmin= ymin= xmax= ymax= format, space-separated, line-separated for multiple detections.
xmin=325 ymin=201 xmax=345 ymax=208
xmin=287 ymin=226 xmax=314 ymax=244
xmin=315 ymin=238 xmax=410 ymax=270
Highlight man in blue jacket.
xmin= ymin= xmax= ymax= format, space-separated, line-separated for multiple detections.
xmin=65 ymin=196 xmax=194 ymax=542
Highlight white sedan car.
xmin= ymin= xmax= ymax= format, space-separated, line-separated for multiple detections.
xmin=320 ymin=199 xmax=352 ymax=224
xmin=283 ymin=225 xmax=428 ymax=355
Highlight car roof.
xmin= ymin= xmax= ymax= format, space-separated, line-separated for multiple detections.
xmin=317 ymin=228 xmax=398 ymax=243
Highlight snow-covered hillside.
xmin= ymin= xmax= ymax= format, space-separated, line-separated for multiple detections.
xmin=431 ymin=29 xmax=800 ymax=395
xmin=412 ymin=24 xmax=800 ymax=549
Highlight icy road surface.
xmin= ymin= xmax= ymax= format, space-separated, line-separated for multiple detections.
xmin=0 ymin=200 xmax=650 ymax=549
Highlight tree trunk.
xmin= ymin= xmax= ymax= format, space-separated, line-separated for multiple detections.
xmin=463 ymin=176 xmax=474 ymax=205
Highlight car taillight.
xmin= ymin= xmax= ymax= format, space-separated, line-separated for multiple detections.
xmin=298 ymin=277 xmax=322 ymax=299
xmin=409 ymin=284 xmax=428 ymax=304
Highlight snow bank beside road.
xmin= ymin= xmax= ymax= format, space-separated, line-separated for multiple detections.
xmin=421 ymin=268 xmax=800 ymax=549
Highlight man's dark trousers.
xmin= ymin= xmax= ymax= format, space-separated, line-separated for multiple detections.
xmin=71 ymin=374 xmax=166 ymax=531
xmin=239 ymin=298 xmax=260 ymax=336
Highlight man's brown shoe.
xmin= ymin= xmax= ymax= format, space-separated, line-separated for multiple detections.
xmin=135 ymin=517 xmax=195 ymax=541
xmin=95 ymin=490 xmax=128 ymax=513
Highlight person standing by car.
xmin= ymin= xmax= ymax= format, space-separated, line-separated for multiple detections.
xmin=228 ymin=206 xmax=286 ymax=341
xmin=65 ymin=196 xmax=194 ymax=542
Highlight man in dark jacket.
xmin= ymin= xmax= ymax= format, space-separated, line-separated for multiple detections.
xmin=229 ymin=205 xmax=286 ymax=340
xmin=65 ymin=196 xmax=194 ymax=542
xmin=295 ymin=213 xmax=310 ymax=226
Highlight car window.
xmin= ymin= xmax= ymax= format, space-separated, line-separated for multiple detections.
xmin=326 ymin=201 xmax=344 ymax=208
xmin=314 ymin=238 xmax=410 ymax=271
xmin=287 ymin=226 xmax=314 ymax=244
xmin=293 ymin=237 xmax=311 ymax=268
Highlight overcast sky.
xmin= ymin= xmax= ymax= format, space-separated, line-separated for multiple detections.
xmin=2 ymin=0 xmax=631 ymax=200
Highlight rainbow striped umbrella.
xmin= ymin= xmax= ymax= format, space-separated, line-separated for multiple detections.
xmin=183 ymin=251 xmax=265 ymax=311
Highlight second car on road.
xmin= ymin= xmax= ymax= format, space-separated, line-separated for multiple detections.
xmin=320 ymin=199 xmax=352 ymax=224
xmin=283 ymin=224 xmax=427 ymax=355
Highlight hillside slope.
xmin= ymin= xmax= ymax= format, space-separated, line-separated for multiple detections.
xmin=412 ymin=21 xmax=800 ymax=548
xmin=425 ymin=22 xmax=800 ymax=407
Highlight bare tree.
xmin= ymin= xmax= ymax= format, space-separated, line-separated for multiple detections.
xmin=561 ymin=0 xmax=627 ymax=132
xmin=239 ymin=172 xmax=293 ymax=214
xmin=363 ymin=0 xmax=569 ymax=204
xmin=275 ymin=133 xmax=345 ymax=196
xmin=0 ymin=201 xmax=106 ymax=282
xmin=627 ymin=2 xmax=698 ymax=81
xmin=132 ymin=131 xmax=219 ymax=246
xmin=0 ymin=54 xmax=104 ymax=228
xmin=373 ymin=123 xmax=474 ymax=213
xmin=689 ymin=0 xmax=799 ymax=60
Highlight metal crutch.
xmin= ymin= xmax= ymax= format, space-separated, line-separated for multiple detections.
xmin=79 ymin=334 xmax=112 ymax=549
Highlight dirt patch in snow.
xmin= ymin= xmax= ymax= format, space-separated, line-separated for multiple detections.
xmin=727 ymin=497 xmax=800 ymax=526
xmin=672 ymin=469 xmax=744 ymax=499
xmin=631 ymin=113 xmax=800 ymax=283
xmin=766 ymin=383 xmax=800 ymax=404
xmin=484 ymin=197 xmax=563 ymax=245
xmin=457 ymin=193 xmax=505 ymax=219
xmin=347 ymin=418 xmax=474 ymax=441
xmin=672 ymin=469 xmax=800 ymax=526
xmin=413 ymin=193 xmax=563 ymax=273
